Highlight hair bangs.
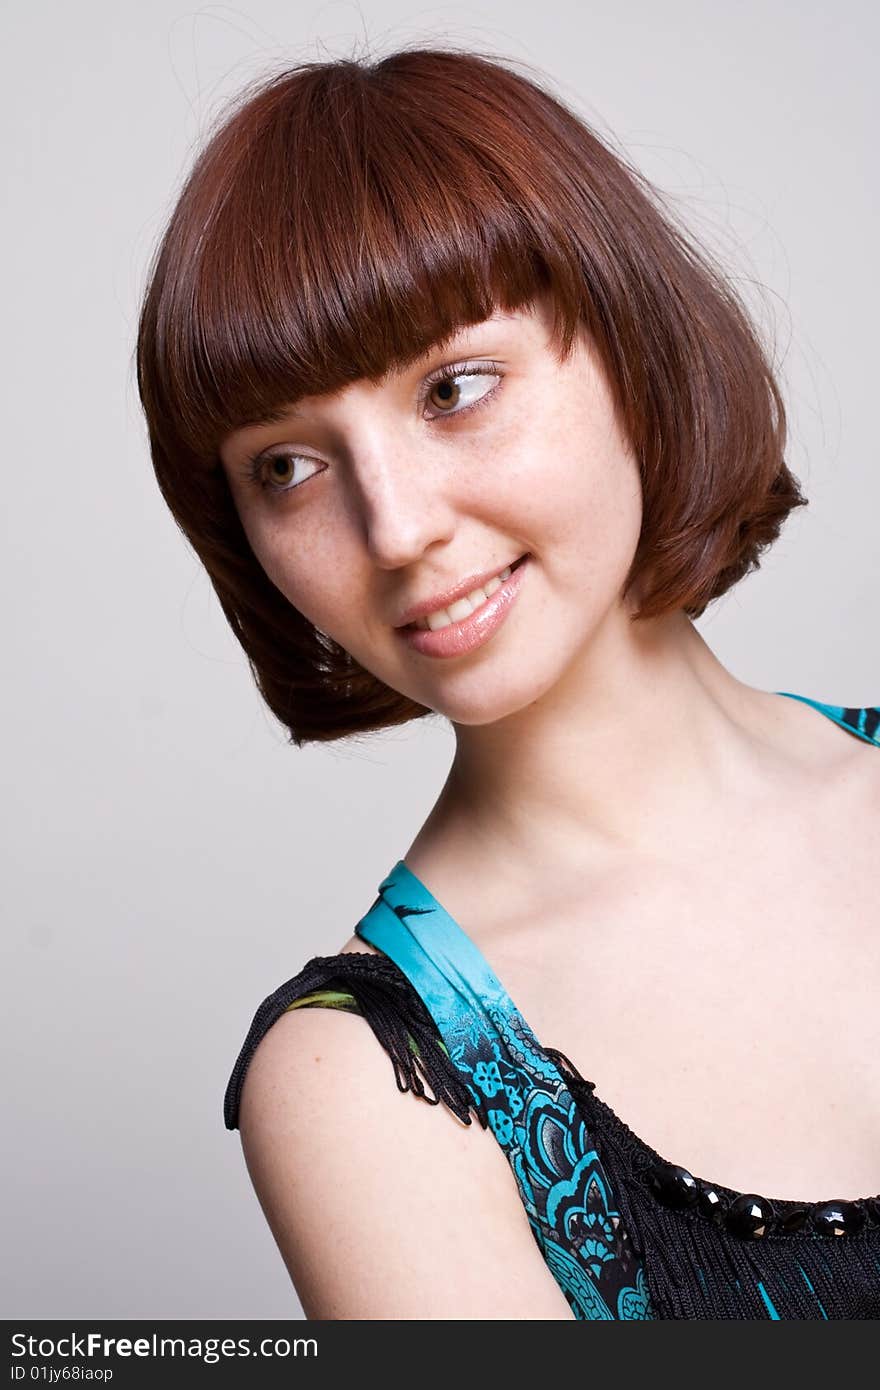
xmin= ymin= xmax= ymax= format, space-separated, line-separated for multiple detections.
xmin=140 ymin=54 xmax=589 ymax=467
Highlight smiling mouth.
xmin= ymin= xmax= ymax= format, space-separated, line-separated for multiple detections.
xmin=403 ymin=553 xmax=530 ymax=630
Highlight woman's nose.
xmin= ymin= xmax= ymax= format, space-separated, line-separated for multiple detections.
xmin=350 ymin=442 xmax=459 ymax=572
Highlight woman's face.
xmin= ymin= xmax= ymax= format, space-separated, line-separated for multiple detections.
xmin=219 ymin=295 xmax=644 ymax=725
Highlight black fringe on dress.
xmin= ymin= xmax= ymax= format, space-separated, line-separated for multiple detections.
xmin=224 ymin=951 xmax=486 ymax=1133
xmin=544 ymin=1047 xmax=880 ymax=1320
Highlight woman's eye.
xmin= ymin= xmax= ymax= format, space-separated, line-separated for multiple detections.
xmin=247 ymin=452 xmax=323 ymax=496
xmin=422 ymin=367 xmax=502 ymax=420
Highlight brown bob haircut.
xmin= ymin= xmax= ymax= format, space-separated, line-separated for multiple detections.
xmin=136 ymin=45 xmax=806 ymax=747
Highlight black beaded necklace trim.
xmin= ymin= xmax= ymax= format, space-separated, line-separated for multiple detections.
xmin=558 ymin=1068 xmax=880 ymax=1243
xmin=643 ymin=1160 xmax=880 ymax=1240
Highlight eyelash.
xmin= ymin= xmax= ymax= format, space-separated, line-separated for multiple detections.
xmin=243 ymin=359 xmax=504 ymax=499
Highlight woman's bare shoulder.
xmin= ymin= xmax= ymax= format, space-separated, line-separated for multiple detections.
xmin=237 ymin=984 xmax=574 ymax=1319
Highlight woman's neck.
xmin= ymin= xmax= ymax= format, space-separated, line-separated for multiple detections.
xmin=410 ymin=609 xmax=846 ymax=879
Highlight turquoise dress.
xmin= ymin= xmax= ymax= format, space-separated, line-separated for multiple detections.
xmin=225 ymin=694 xmax=880 ymax=1319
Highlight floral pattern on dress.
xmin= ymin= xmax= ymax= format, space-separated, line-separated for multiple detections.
xmin=359 ymin=880 xmax=654 ymax=1321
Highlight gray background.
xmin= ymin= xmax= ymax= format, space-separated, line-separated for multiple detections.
xmin=3 ymin=1 xmax=877 ymax=1319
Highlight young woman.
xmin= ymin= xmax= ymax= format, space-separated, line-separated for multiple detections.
xmin=136 ymin=47 xmax=879 ymax=1320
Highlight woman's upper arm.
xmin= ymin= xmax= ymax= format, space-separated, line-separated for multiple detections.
xmin=237 ymin=1004 xmax=576 ymax=1320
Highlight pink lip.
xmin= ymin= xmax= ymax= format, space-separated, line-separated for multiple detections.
xmin=397 ymin=555 xmax=530 ymax=659
xmin=394 ymin=555 xmax=526 ymax=629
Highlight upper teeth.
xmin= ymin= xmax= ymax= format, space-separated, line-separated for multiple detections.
xmin=414 ymin=564 xmax=514 ymax=630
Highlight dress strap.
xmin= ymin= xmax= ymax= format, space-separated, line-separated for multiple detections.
xmin=774 ymin=693 xmax=880 ymax=746
xmin=355 ymin=860 xmax=653 ymax=1320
